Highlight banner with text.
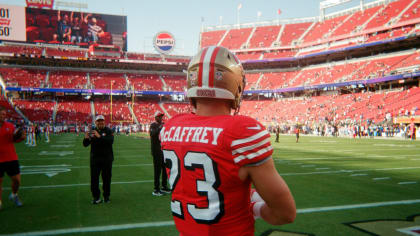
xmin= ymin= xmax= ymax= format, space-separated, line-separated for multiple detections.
xmin=26 ymin=0 xmax=54 ymax=9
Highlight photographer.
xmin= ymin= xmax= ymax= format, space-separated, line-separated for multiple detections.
xmin=83 ymin=115 xmax=114 ymax=204
xmin=0 ymin=106 xmax=26 ymax=210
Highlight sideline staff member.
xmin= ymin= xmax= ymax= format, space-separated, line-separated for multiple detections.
xmin=83 ymin=115 xmax=114 ymax=204
xmin=0 ymin=106 xmax=26 ymax=210
xmin=149 ymin=111 xmax=170 ymax=196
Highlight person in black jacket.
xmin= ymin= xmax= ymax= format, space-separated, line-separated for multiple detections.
xmin=83 ymin=115 xmax=114 ymax=204
xmin=149 ymin=111 xmax=170 ymax=196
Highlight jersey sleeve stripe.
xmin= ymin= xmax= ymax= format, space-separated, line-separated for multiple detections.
xmin=234 ymin=146 xmax=273 ymax=163
xmin=232 ymin=137 xmax=271 ymax=155
xmin=231 ymin=130 xmax=269 ymax=147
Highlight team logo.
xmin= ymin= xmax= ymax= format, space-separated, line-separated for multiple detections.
xmin=153 ymin=31 xmax=175 ymax=55
xmin=189 ymin=71 xmax=198 ymax=86
xmin=346 ymin=214 xmax=420 ymax=235
xmin=215 ymin=71 xmax=223 ymax=81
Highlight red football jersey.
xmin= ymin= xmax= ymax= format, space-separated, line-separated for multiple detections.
xmin=160 ymin=113 xmax=273 ymax=236
xmin=0 ymin=121 xmax=19 ymax=163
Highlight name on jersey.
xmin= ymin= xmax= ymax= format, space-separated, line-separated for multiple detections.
xmin=160 ymin=126 xmax=223 ymax=145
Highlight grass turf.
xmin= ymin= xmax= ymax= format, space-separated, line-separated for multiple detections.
xmin=0 ymin=133 xmax=419 ymax=235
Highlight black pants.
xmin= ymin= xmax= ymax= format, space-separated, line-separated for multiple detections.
xmin=152 ymin=149 xmax=167 ymax=191
xmin=90 ymin=160 xmax=113 ymax=200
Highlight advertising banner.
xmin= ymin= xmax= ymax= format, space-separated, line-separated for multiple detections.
xmin=26 ymin=0 xmax=54 ymax=9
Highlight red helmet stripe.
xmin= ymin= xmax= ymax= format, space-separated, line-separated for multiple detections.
xmin=197 ymin=47 xmax=209 ymax=87
xmin=208 ymin=47 xmax=221 ymax=88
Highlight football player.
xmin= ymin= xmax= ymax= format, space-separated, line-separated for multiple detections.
xmin=161 ymin=46 xmax=296 ymax=236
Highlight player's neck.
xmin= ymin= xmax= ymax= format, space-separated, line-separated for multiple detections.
xmin=195 ymin=100 xmax=231 ymax=116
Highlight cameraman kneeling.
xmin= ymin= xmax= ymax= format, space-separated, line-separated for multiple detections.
xmin=83 ymin=115 xmax=114 ymax=204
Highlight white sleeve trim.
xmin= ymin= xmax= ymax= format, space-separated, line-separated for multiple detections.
xmin=232 ymin=137 xmax=271 ymax=155
xmin=234 ymin=146 xmax=273 ymax=163
xmin=231 ymin=130 xmax=269 ymax=147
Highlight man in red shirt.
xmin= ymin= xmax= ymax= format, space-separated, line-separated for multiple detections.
xmin=0 ymin=106 xmax=26 ymax=210
xmin=161 ymin=46 xmax=296 ymax=236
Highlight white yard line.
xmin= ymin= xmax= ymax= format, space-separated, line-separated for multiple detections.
xmin=280 ymin=166 xmax=420 ymax=176
xmin=3 ymin=180 xmax=153 ymax=190
xmin=297 ymin=199 xmax=420 ymax=214
xmin=372 ymin=177 xmax=391 ymax=181
xmin=3 ymin=199 xmax=420 ymax=236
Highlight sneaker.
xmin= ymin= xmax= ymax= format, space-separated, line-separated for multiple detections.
xmin=91 ymin=198 xmax=103 ymax=204
xmin=161 ymin=187 xmax=171 ymax=194
xmin=9 ymin=193 xmax=23 ymax=207
xmin=104 ymin=197 xmax=110 ymax=203
xmin=152 ymin=190 xmax=163 ymax=196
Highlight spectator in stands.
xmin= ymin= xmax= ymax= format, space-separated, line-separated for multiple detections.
xmin=57 ymin=10 xmax=72 ymax=43
xmin=83 ymin=115 xmax=114 ymax=204
xmin=48 ymin=34 xmax=60 ymax=44
xmin=70 ymin=12 xmax=83 ymax=44
xmin=84 ymin=14 xmax=104 ymax=43
xmin=0 ymin=106 xmax=26 ymax=210
xmin=149 ymin=111 xmax=170 ymax=196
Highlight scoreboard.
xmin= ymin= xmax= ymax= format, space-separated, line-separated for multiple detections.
xmin=0 ymin=5 xmax=26 ymax=41
xmin=0 ymin=4 xmax=127 ymax=51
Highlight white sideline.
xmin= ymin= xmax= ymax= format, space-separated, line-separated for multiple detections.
xmin=3 ymin=199 xmax=420 ymax=236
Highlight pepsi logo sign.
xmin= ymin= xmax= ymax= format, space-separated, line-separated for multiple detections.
xmin=153 ymin=31 xmax=175 ymax=55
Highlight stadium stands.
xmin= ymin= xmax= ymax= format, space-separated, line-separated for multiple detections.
xmin=56 ymin=99 xmax=92 ymax=124
xmin=162 ymin=75 xmax=187 ymax=91
xmin=0 ymin=68 xmax=47 ymax=88
xmin=220 ymin=28 xmax=253 ymax=50
xmin=1 ymin=0 xmax=419 ymax=133
xmin=132 ymin=101 xmax=162 ymax=124
xmin=127 ymin=74 xmax=163 ymax=91
xmin=14 ymin=100 xmax=54 ymax=122
xmin=90 ymin=72 xmax=126 ymax=90
xmin=249 ymin=25 xmax=281 ymax=48
xmin=200 ymin=30 xmax=226 ymax=48
xmin=49 ymin=71 xmax=87 ymax=89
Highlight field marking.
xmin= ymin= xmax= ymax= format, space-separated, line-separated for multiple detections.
xmin=301 ymin=165 xmax=316 ymax=167
xmin=350 ymin=173 xmax=368 ymax=176
xmin=398 ymin=182 xmax=417 ymax=185
xmin=19 ymin=156 xmax=148 ymax=161
xmin=38 ymin=151 xmax=74 ymax=157
xmin=373 ymin=144 xmax=416 ymax=148
xmin=280 ymin=166 xmax=420 ymax=176
xmin=372 ymin=177 xmax=391 ymax=181
xmin=3 ymin=180 xmax=153 ymax=190
xmin=297 ymin=199 xmax=420 ymax=214
xmin=1 ymin=221 xmax=176 ymax=236
xmin=4 ymin=199 xmax=420 ymax=236
xmin=398 ymin=226 xmax=420 ymax=236
xmin=50 ymin=145 xmax=74 ymax=148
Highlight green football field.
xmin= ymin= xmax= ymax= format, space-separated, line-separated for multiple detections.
xmin=0 ymin=133 xmax=419 ymax=236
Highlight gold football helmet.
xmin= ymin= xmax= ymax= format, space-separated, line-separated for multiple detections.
xmin=187 ymin=46 xmax=246 ymax=111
